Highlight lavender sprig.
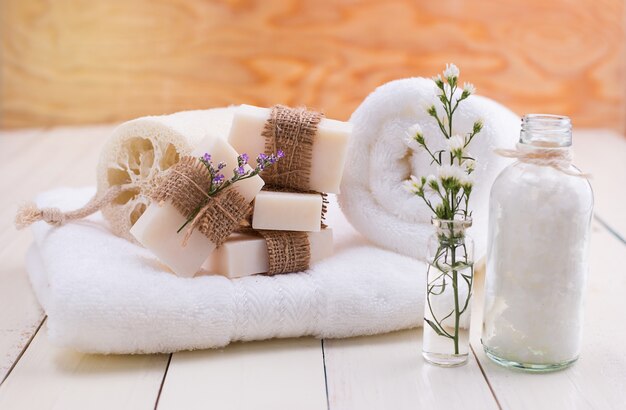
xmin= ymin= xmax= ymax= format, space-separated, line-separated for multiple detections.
xmin=177 ymin=149 xmax=284 ymax=233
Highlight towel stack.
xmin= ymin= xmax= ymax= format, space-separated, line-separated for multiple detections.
xmin=203 ymin=104 xmax=352 ymax=278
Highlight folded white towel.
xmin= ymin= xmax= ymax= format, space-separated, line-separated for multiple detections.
xmin=27 ymin=187 xmax=435 ymax=354
xmin=338 ymin=77 xmax=519 ymax=261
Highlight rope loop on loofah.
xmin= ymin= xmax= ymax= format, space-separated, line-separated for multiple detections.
xmin=15 ymin=185 xmax=126 ymax=230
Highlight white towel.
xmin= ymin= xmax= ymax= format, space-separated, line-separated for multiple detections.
xmin=27 ymin=187 xmax=435 ymax=354
xmin=338 ymin=77 xmax=519 ymax=261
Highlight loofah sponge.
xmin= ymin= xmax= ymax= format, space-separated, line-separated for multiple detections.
xmin=96 ymin=107 xmax=235 ymax=242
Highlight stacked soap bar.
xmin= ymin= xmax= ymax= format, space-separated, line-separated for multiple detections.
xmin=205 ymin=104 xmax=351 ymax=278
xmin=203 ymin=229 xmax=334 ymax=278
xmin=229 ymin=104 xmax=351 ymax=194
xmin=131 ymin=136 xmax=264 ymax=278
xmin=252 ymin=190 xmax=324 ymax=232
xmin=130 ymin=104 xmax=351 ymax=279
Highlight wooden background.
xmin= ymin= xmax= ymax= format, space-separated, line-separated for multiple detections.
xmin=1 ymin=0 xmax=624 ymax=131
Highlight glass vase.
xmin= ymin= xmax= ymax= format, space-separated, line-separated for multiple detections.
xmin=422 ymin=217 xmax=474 ymax=367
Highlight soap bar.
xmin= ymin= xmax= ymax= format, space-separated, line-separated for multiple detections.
xmin=130 ymin=136 xmax=264 ymax=278
xmin=228 ymin=104 xmax=352 ymax=194
xmin=203 ymin=229 xmax=333 ymax=278
xmin=252 ymin=191 xmax=323 ymax=232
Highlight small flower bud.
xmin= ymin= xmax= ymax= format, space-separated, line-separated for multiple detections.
xmin=443 ymin=63 xmax=459 ymax=80
xmin=473 ymin=120 xmax=483 ymax=134
xmin=431 ymin=74 xmax=444 ymax=88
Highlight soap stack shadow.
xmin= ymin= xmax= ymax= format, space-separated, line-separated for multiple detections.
xmin=202 ymin=104 xmax=352 ymax=278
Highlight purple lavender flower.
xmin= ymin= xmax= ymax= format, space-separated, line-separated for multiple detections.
xmin=240 ymin=153 xmax=249 ymax=165
xmin=217 ymin=161 xmax=226 ymax=171
xmin=237 ymin=166 xmax=246 ymax=176
xmin=277 ymin=150 xmax=285 ymax=159
xmin=203 ymin=153 xmax=211 ymax=162
xmin=212 ymin=174 xmax=225 ymax=184
xmin=256 ymin=153 xmax=268 ymax=170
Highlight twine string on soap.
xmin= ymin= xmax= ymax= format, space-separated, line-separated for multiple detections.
xmin=494 ymin=144 xmax=590 ymax=178
xmin=15 ymin=184 xmax=126 ymax=230
xmin=165 ymin=166 xmax=241 ymax=245
xmin=151 ymin=156 xmax=251 ymax=247
xmin=257 ymin=230 xmax=311 ymax=275
xmin=180 ymin=191 xmax=245 ymax=247
xmin=261 ymin=105 xmax=324 ymax=191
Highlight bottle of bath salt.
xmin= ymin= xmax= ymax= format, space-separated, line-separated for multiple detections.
xmin=481 ymin=114 xmax=593 ymax=372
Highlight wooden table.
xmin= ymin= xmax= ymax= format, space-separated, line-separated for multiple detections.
xmin=0 ymin=126 xmax=624 ymax=409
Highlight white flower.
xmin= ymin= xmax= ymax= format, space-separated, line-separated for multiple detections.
xmin=459 ymin=172 xmax=474 ymax=189
xmin=463 ymin=82 xmax=476 ymax=95
xmin=464 ymin=158 xmax=476 ymax=173
xmin=425 ymin=174 xmax=439 ymax=190
xmin=404 ymin=123 xmax=425 ymax=148
xmin=446 ymin=134 xmax=465 ymax=153
xmin=406 ymin=123 xmax=423 ymax=138
xmin=403 ymin=175 xmax=424 ymax=194
xmin=443 ymin=63 xmax=460 ymax=80
xmin=437 ymin=164 xmax=466 ymax=183
xmin=431 ymin=74 xmax=443 ymax=85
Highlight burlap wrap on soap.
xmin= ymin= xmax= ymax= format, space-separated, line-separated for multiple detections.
xmin=261 ymin=105 xmax=324 ymax=191
xmin=258 ymin=230 xmax=311 ymax=275
xmin=151 ymin=156 xmax=251 ymax=246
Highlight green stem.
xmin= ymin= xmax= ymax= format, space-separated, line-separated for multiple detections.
xmin=447 ymin=85 xmax=455 ymax=140
xmin=422 ymin=144 xmax=442 ymax=166
xmin=177 ymin=202 xmax=204 ymax=233
xmin=451 ymin=245 xmax=460 ymax=355
xmin=425 ymin=245 xmax=454 ymax=339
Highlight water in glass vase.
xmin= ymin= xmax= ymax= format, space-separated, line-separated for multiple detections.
xmin=422 ymin=218 xmax=474 ymax=367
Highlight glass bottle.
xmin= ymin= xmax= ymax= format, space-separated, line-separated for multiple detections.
xmin=481 ymin=114 xmax=593 ymax=372
xmin=423 ymin=217 xmax=474 ymax=367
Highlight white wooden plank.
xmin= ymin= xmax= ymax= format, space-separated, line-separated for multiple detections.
xmin=0 ymin=125 xmax=618 ymax=409
xmin=0 ymin=321 xmax=169 ymax=409
xmin=471 ymin=224 xmax=626 ymax=409
xmin=0 ymin=233 xmax=45 ymax=382
xmin=0 ymin=128 xmax=42 ymax=162
xmin=0 ymin=126 xmax=111 ymax=248
xmin=0 ymin=126 xmax=112 ymax=383
xmin=158 ymin=337 xmax=328 ymax=410
xmin=574 ymin=130 xmax=626 ymax=239
xmin=323 ymin=326 xmax=498 ymax=410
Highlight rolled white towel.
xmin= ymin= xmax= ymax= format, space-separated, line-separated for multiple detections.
xmin=338 ymin=77 xmax=519 ymax=261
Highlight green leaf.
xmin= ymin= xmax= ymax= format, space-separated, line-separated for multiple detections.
xmin=424 ymin=318 xmax=446 ymax=337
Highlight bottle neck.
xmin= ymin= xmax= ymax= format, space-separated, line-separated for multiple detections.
xmin=520 ymin=114 xmax=572 ymax=148
xmin=432 ymin=217 xmax=472 ymax=244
